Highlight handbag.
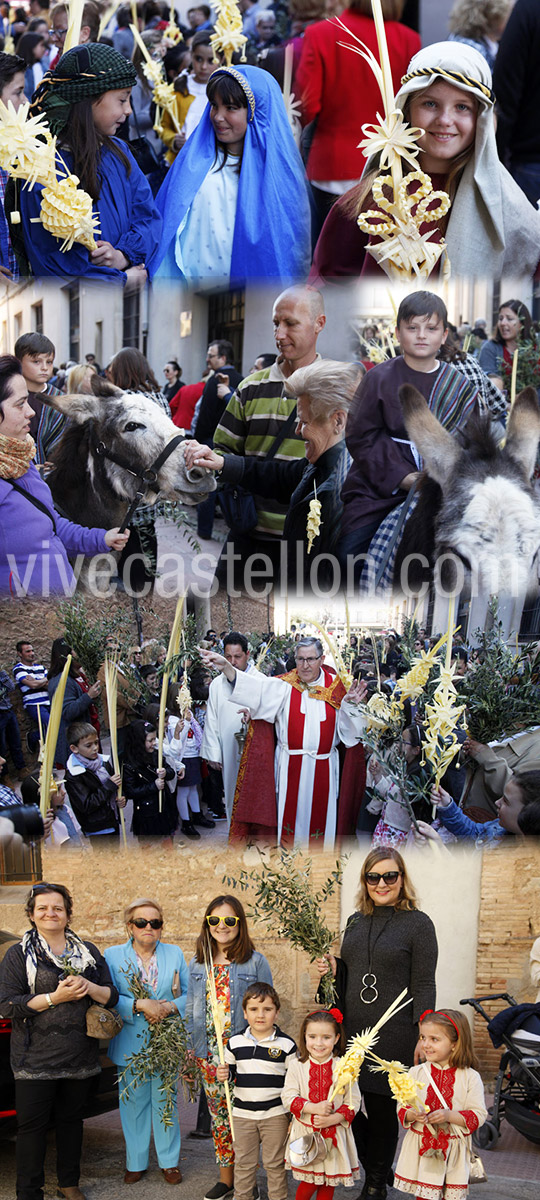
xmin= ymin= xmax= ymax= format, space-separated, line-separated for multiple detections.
xmin=469 ymin=1147 xmax=488 ymax=1184
xmin=219 ymin=405 xmax=298 ymax=537
xmin=86 ymin=1003 xmax=123 ymax=1040
xmin=288 ymin=1131 xmax=328 ymax=1168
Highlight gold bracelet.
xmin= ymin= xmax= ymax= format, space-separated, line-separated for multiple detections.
xmin=45 ymin=993 xmax=55 ymax=1009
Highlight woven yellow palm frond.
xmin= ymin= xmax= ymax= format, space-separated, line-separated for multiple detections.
xmin=369 ymin=1054 xmax=428 ymax=1108
xmin=306 ymin=496 xmax=322 ymax=554
xmin=333 ymin=0 xmax=452 ymax=280
xmin=176 ymin=680 xmax=192 ymax=718
xmin=422 ymin=666 xmax=466 ymax=787
xmin=210 ymin=0 xmax=247 ymax=65
xmin=0 ymin=100 xmax=56 ymax=185
xmin=330 ymin=989 xmax=412 ymax=1100
xmin=38 ymin=175 xmax=100 ymax=252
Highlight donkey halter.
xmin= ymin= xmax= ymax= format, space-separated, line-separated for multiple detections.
xmin=93 ymin=432 xmax=186 ymax=532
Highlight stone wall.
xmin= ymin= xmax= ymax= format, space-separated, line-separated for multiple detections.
xmin=2 ymin=842 xmax=537 ymax=1075
xmin=0 ymin=845 xmax=339 ymax=1044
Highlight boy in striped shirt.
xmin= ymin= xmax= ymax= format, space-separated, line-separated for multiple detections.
xmin=217 ymin=983 xmax=296 ymax=1200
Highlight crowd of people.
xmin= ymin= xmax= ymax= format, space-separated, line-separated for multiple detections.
xmin=0 ymin=859 xmax=510 ymax=1200
xmin=2 ymin=281 xmax=539 ymax=598
xmin=2 ymin=620 xmax=540 ymax=851
xmin=1 ymin=1 xmax=540 ymax=285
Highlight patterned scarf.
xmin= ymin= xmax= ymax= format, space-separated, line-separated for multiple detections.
xmin=21 ymin=926 xmax=96 ymax=993
xmin=0 ymin=433 xmax=36 ymax=480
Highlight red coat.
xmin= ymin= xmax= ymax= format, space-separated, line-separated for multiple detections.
xmin=295 ymin=12 xmax=420 ymax=182
xmin=169 ymin=381 xmax=204 ymax=430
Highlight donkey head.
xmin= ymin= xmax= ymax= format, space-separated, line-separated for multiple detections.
xmin=50 ymin=378 xmax=216 ymax=506
xmin=397 ymin=384 xmax=540 ymax=596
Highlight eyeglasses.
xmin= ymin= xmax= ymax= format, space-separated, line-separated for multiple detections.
xmin=50 ymin=28 xmax=68 ymax=39
xmin=207 ymin=915 xmax=239 ymax=928
xmin=296 ymin=656 xmax=322 ymax=666
xmin=131 ymin=918 xmax=163 ymax=929
xmin=365 ymin=871 xmax=401 ymax=886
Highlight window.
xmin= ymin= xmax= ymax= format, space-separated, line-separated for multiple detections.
xmin=123 ymin=288 xmax=140 ymax=347
xmin=32 ymin=302 xmax=43 ymax=334
xmin=66 ymin=283 xmax=80 ymax=360
xmin=207 ymin=288 xmax=245 ymax=367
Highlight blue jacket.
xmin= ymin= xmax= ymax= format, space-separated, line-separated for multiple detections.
xmin=19 ymin=141 xmax=162 ymax=282
xmin=104 ymin=939 xmax=189 ymax=1067
xmin=0 ymin=463 xmax=108 ymax=597
xmin=186 ymin=951 xmax=273 ymax=1057
xmin=438 ymin=799 xmax=506 ymax=845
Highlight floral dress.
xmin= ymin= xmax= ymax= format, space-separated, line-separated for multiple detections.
xmin=394 ymin=1064 xmax=487 ymax=1200
xmin=196 ymin=964 xmax=234 ymax=1166
xmin=282 ymin=1056 xmax=361 ymax=1188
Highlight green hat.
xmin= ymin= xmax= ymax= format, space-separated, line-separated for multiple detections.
xmin=31 ymin=43 xmax=137 ymax=136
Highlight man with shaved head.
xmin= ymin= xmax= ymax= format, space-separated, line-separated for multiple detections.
xmin=213 ymin=286 xmax=326 ymax=586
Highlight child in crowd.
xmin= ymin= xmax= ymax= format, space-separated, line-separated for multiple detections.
xmin=368 ymin=724 xmax=431 ymax=848
xmin=153 ymin=64 xmax=311 ymax=285
xmin=394 ymin=1008 xmax=487 ymax=1199
xmin=160 ymin=30 xmax=215 ymax=164
xmin=167 ymin=697 xmax=212 ymax=838
xmin=283 ymin=1007 xmax=361 ymax=1198
xmin=64 ymin=721 xmax=125 ymax=842
xmin=339 ymin=290 xmax=477 ymax=585
xmin=123 ymin=719 xmax=177 ymax=841
xmin=14 ymin=331 xmax=65 ymax=466
xmin=217 ymin=982 xmax=297 ymax=1200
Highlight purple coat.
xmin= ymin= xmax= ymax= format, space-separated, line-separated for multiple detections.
xmin=0 ymin=464 xmax=108 ymax=597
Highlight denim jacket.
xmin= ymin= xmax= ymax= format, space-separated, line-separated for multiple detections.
xmin=186 ymin=951 xmax=272 ymax=1057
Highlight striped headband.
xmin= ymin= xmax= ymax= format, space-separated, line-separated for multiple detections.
xmin=419 ymin=1009 xmax=460 ymax=1035
xmin=400 ymin=66 xmax=494 ymax=105
xmin=209 ymin=66 xmax=256 ymax=122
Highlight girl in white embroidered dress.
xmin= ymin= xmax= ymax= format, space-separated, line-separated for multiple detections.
xmin=283 ymin=1008 xmax=361 ymax=1197
xmin=394 ymin=1009 xmax=487 ymax=1200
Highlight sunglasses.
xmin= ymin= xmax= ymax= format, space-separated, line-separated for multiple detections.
xmin=131 ymin=918 xmax=163 ymax=929
xmin=206 ymin=915 xmax=239 ymax=928
xmin=365 ymin=871 xmax=401 ymax=885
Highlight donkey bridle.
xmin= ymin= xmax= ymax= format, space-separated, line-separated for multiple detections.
xmin=94 ymin=433 xmax=186 ymax=532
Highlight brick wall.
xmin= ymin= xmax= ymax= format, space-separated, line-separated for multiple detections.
xmin=474 ymin=845 xmax=540 ymax=1077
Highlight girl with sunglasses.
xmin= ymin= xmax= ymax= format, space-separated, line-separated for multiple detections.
xmin=186 ymin=895 xmax=273 ymax=1200
xmin=105 ymin=898 xmax=189 ymax=1185
xmin=316 ymin=849 xmax=438 ymax=1200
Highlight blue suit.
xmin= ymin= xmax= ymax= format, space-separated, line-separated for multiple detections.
xmin=104 ymin=939 xmax=189 ymax=1171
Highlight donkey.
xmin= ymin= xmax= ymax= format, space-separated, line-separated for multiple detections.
xmin=46 ymin=377 xmax=216 ymax=531
xmin=393 ymin=384 xmax=540 ymax=599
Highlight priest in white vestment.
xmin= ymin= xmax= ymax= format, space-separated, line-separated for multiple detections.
xmin=201 ymin=633 xmax=256 ymax=825
xmin=200 ymin=638 xmax=366 ymax=848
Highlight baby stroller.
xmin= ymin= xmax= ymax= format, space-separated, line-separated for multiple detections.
xmin=460 ymin=993 xmax=540 ymax=1148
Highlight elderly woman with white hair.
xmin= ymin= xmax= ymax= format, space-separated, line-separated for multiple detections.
xmin=310 ymin=39 xmax=540 ymax=282
xmin=186 ymin=358 xmax=361 ymax=585
xmin=104 ymin=897 xmax=189 ymax=1186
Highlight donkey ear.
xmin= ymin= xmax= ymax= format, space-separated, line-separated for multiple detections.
xmin=504 ymin=387 xmax=540 ymax=479
xmin=399 ymin=384 xmax=461 ymax=486
xmin=48 ymin=393 xmax=105 ymax=421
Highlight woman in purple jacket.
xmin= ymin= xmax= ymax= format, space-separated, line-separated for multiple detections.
xmin=0 ymin=355 xmax=128 ymax=597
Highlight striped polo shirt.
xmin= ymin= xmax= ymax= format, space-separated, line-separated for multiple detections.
xmin=225 ymin=1024 xmax=297 ymax=1120
xmin=214 ymin=361 xmax=312 ymax=536
xmin=13 ymin=661 xmax=50 ymax=711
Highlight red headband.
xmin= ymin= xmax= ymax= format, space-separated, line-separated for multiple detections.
xmin=419 ymin=1009 xmax=460 ymax=1036
xmin=306 ymin=1007 xmax=343 ymax=1024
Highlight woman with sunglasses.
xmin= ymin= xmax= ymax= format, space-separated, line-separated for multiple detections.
xmin=186 ymin=894 xmax=273 ymax=1200
xmin=316 ymin=849 xmax=438 ymax=1200
xmin=104 ymin=897 xmax=189 ymax=1185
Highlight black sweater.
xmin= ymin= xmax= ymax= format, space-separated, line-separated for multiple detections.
xmin=335 ymin=906 xmax=438 ymax=1095
xmin=494 ymin=0 xmax=540 ymax=162
xmin=0 ymin=939 xmax=118 ymax=1080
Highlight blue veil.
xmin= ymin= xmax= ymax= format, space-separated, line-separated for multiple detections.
xmin=149 ymin=64 xmax=312 ymax=283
